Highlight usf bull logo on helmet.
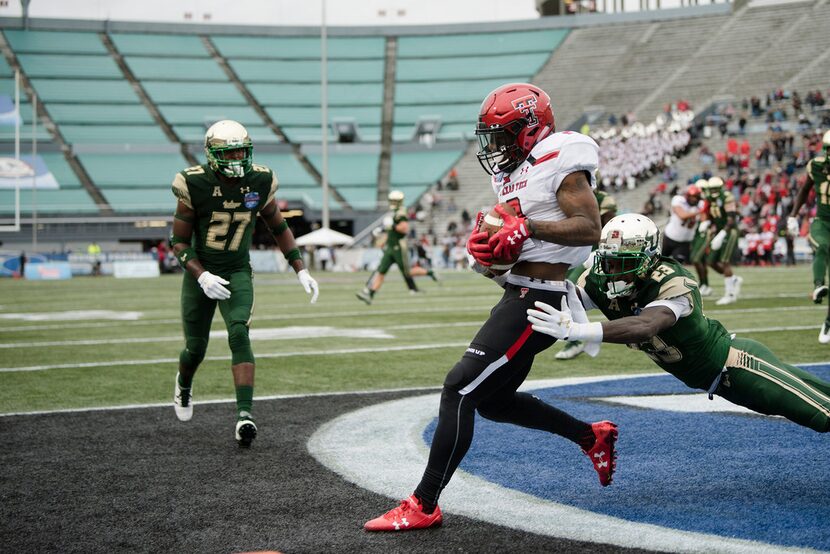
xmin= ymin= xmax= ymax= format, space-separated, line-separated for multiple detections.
xmin=205 ymin=120 xmax=253 ymax=178
xmin=594 ymin=214 xmax=661 ymax=299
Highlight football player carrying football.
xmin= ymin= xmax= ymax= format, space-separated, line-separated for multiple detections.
xmin=356 ymin=190 xmax=436 ymax=305
xmin=789 ymin=130 xmax=830 ymax=343
xmin=364 ymin=83 xmax=617 ymax=532
xmin=528 ymin=214 xmax=830 ymax=435
xmin=170 ymin=120 xmax=319 ymax=447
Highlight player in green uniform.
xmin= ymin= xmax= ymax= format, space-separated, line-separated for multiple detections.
xmin=556 ymin=189 xmax=617 ymax=360
xmin=527 ymin=214 xmax=830 ymax=433
xmin=170 ymin=120 xmax=319 ymax=447
xmin=789 ymin=131 xmax=830 ymax=343
xmin=696 ymin=176 xmax=742 ymax=305
xmin=688 ymin=179 xmax=713 ymax=295
xmin=356 ymin=190 xmax=436 ymax=305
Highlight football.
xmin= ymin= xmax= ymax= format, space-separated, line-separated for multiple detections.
xmin=477 ymin=202 xmax=520 ymax=275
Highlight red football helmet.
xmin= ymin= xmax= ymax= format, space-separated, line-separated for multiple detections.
xmin=475 ymin=83 xmax=555 ymax=175
xmin=685 ymin=184 xmax=701 ymax=203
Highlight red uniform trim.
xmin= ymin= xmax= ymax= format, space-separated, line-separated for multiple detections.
xmin=532 ymin=150 xmax=560 ymax=166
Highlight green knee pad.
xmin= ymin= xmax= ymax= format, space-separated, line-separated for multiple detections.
xmin=228 ymin=322 xmax=254 ymax=365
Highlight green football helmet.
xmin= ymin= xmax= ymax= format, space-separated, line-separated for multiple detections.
xmin=594 ymin=214 xmax=661 ymax=298
xmin=205 ymin=120 xmax=253 ymax=178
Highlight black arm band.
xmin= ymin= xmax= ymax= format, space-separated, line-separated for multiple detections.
xmin=174 ymin=212 xmax=195 ymax=224
xmin=286 ymin=248 xmax=302 ymax=262
xmin=272 ymin=220 xmax=289 ymax=235
xmin=170 ymin=234 xmax=190 ymax=246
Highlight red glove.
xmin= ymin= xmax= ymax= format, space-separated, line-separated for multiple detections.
xmin=467 ymin=211 xmax=493 ymax=266
xmin=488 ymin=204 xmax=531 ymax=261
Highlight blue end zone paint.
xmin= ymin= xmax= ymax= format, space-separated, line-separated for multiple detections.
xmin=423 ymin=365 xmax=830 ymax=551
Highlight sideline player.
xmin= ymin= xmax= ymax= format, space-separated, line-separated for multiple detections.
xmin=356 ymin=190 xmax=436 ymax=305
xmin=170 ymin=120 xmax=319 ymax=447
xmin=364 ymin=83 xmax=616 ymax=532
xmin=789 ymin=130 xmax=830 ymax=342
xmin=662 ymin=183 xmax=702 ymax=263
xmin=528 ymin=214 xmax=830 ymax=434
xmin=698 ymin=177 xmax=743 ymax=305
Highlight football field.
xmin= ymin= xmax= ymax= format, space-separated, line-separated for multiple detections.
xmin=0 ymin=265 xmax=827 ymax=414
xmin=1 ymin=265 xmax=829 ymax=553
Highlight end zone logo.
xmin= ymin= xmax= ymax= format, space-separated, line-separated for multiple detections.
xmin=511 ymin=95 xmax=538 ymax=127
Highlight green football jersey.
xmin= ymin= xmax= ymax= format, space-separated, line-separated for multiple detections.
xmin=808 ymin=156 xmax=830 ymax=220
xmin=385 ymin=206 xmax=408 ymax=251
xmin=705 ymin=190 xmax=736 ymax=231
xmin=580 ymin=257 xmax=732 ymax=390
xmin=172 ymin=163 xmax=277 ymax=275
xmin=595 ymin=189 xmax=617 ymax=220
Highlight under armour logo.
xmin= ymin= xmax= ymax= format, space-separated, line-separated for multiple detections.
xmin=506 ymin=230 xmax=522 ymax=245
xmin=393 ymin=517 xmax=409 ymax=530
xmin=240 ymin=186 xmax=251 ymax=194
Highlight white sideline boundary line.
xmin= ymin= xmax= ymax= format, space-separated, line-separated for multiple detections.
xmin=0 ymin=321 xmax=825 ymax=373
xmin=308 ymin=374 xmax=828 ymax=554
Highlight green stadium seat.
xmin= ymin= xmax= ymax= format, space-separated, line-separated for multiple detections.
xmin=110 ymin=33 xmax=209 ymax=57
xmin=77 ymin=152 xmax=189 ymax=188
xmin=394 ymin=103 xmax=480 ymax=125
xmin=3 ymin=30 xmax=108 ymax=55
xmin=395 ymin=78 xmax=524 ymax=105
xmin=100 ymin=188 xmax=173 ymax=214
xmin=125 ymin=57 xmax=226 ymax=81
xmin=211 ymin=36 xmax=384 ymax=59
xmin=29 ymin=78 xmax=140 ymax=104
xmin=39 ymin=152 xmax=82 ymax=189
xmin=158 ymin=105 xmax=263 ymax=126
xmin=48 ymin=104 xmax=155 ymax=125
xmin=305 ymin=152 xmax=379 ymax=187
xmin=229 ymin=59 xmax=384 ymax=83
xmin=250 ymin=153 xmax=318 ymax=187
xmin=143 ymin=81 xmax=247 ymax=105
xmin=248 ymin=83 xmax=382 ymax=107
xmin=397 ymin=52 xmax=551 ymax=82
xmin=59 ymin=125 xmax=171 ymax=145
xmin=277 ymin=186 xmax=343 ymax=211
xmin=16 ymin=54 xmax=123 ymax=79
xmin=335 ymin=186 xmax=379 ymax=210
xmin=396 ymin=29 xmax=568 ymax=58
xmin=390 ymin=150 xmax=464 ymax=187
xmin=265 ymin=105 xmax=382 ymax=127
xmin=173 ymin=124 xmax=280 ymax=144
xmin=0 ymin=188 xmax=99 ymax=214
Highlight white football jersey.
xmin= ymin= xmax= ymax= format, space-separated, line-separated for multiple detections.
xmin=664 ymin=194 xmax=703 ymax=242
xmin=491 ymin=131 xmax=599 ymax=267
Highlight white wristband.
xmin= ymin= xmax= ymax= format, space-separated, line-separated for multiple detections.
xmin=568 ymin=321 xmax=604 ymax=342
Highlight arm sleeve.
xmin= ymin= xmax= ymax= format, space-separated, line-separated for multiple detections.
xmin=644 ymin=295 xmax=692 ymax=321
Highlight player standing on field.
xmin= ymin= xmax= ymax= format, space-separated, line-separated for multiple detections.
xmin=789 ymin=131 xmax=830 ymax=343
xmin=364 ymin=83 xmax=617 ymax=532
xmin=528 ymin=213 xmax=830 ymax=434
xmin=170 ymin=120 xmax=319 ymax=447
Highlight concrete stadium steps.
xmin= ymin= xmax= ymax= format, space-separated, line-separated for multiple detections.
xmin=534 ymin=21 xmax=652 ymax=129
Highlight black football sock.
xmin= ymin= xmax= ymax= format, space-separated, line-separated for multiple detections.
xmin=413 ymin=493 xmax=436 ymax=514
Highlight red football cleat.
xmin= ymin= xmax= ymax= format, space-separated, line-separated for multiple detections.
xmin=364 ymin=495 xmax=443 ymax=532
xmin=583 ymin=420 xmax=618 ymax=486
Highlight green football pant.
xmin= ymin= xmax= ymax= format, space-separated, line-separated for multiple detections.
xmin=689 ymin=229 xmax=711 ymax=264
xmin=180 ymin=270 xmax=255 ymax=366
xmin=716 ymin=337 xmax=830 ymax=432
xmin=706 ymin=228 xmax=739 ymax=265
xmin=377 ymin=242 xmax=411 ymax=277
xmin=808 ymin=217 xmax=830 ymax=286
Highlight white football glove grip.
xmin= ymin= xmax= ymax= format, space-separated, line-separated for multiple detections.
xmin=698 ymin=220 xmax=711 ymax=233
xmin=297 ymin=269 xmax=319 ymax=304
xmin=198 ymin=271 xmax=231 ymax=300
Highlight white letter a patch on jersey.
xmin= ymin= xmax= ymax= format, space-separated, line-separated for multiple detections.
xmin=212 ymin=186 xmax=222 ymax=197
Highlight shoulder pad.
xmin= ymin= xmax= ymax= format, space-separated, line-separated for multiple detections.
xmin=252 ymin=163 xmax=271 ymax=174
xmin=182 ymin=165 xmax=206 ymax=176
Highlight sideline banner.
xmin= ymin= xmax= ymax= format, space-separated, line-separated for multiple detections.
xmin=113 ymin=260 xmax=160 ymax=279
xmin=24 ymin=262 xmax=72 ymax=280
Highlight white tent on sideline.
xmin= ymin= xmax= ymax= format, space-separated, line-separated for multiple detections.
xmin=294 ymin=227 xmax=353 ymax=247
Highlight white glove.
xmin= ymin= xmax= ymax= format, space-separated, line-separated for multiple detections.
xmin=527 ymin=298 xmax=603 ymax=342
xmin=698 ymin=220 xmax=711 ymax=233
xmin=197 ymin=271 xmax=231 ymax=300
xmin=787 ymin=216 xmax=799 ymax=236
xmin=297 ymin=268 xmax=319 ymax=304
xmin=382 ymin=215 xmax=393 ymax=231
xmin=710 ymin=229 xmax=727 ymax=251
